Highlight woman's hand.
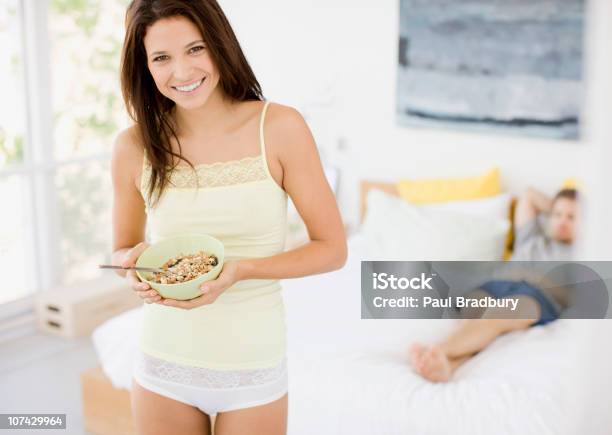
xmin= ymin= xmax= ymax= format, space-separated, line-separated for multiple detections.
xmin=160 ymin=260 xmax=242 ymax=309
xmin=121 ymin=242 xmax=163 ymax=304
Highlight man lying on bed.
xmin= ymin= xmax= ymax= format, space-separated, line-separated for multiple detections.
xmin=409 ymin=186 xmax=578 ymax=382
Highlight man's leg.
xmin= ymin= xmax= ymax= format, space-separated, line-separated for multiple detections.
xmin=409 ymin=295 xmax=540 ymax=382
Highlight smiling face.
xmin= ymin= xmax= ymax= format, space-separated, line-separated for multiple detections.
xmin=549 ymin=197 xmax=577 ymax=244
xmin=144 ymin=15 xmax=220 ymax=111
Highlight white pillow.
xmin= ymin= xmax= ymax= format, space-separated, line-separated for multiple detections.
xmin=361 ymin=189 xmax=510 ymax=261
xmin=417 ymin=193 xmax=512 ymax=220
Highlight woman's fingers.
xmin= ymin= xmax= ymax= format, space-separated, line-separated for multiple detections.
xmin=139 ymin=289 xmax=162 ymax=303
xmin=121 ymin=241 xmax=149 ymax=268
xmin=126 ymin=269 xmax=163 ymax=303
xmin=119 ymin=242 xmax=161 ymax=303
xmin=144 ymin=294 xmax=163 ymax=303
xmin=126 ymin=269 xmax=149 ymax=291
xmin=161 ymin=290 xmax=218 ymax=309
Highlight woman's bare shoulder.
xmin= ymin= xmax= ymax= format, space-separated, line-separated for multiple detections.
xmin=113 ymin=125 xmax=144 ymax=156
xmin=264 ymin=102 xmax=313 ymax=158
xmin=265 ymin=102 xmax=305 ymax=127
xmin=111 ymin=125 xmax=145 ymax=181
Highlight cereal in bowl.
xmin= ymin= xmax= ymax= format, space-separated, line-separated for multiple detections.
xmin=150 ymin=251 xmax=218 ymax=284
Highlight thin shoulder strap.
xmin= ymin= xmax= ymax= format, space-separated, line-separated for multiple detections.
xmin=258 ymin=100 xmax=276 ymax=182
xmin=259 ymin=100 xmax=271 ymax=159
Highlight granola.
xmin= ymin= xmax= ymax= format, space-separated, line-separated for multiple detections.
xmin=150 ymin=251 xmax=218 ymax=284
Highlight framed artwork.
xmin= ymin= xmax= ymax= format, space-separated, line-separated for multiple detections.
xmin=397 ymin=0 xmax=585 ymax=141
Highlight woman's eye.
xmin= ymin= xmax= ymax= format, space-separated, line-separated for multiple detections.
xmin=151 ymin=46 xmax=204 ymax=62
xmin=190 ymin=45 xmax=205 ymax=54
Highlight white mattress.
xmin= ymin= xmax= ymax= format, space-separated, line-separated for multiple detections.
xmin=92 ymin=234 xmax=604 ymax=435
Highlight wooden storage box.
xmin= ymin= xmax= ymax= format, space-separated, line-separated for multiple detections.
xmin=81 ymin=366 xmax=135 ymax=435
xmin=81 ymin=367 xmax=218 ymax=434
xmin=35 ymin=275 xmax=141 ymax=338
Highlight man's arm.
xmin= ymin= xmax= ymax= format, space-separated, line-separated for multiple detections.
xmin=514 ymin=187 xmax=553 ymax=228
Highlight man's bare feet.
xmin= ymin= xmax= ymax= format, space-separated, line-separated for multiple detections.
xmin=408 ymin=342 xmax=426 ymax=368
xmin=410 ymin=344 xmax=453 ymax=382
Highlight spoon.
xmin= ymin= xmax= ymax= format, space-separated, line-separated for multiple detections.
xmin=98 ymin=264 xmax=164 ymax=273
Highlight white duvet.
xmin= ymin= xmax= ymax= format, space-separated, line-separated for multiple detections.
xmin=92 ymin=235 xmax=601 ymax=435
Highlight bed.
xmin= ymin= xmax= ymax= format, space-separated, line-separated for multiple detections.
xmin=89 ymin=177 xmax=607 ymax=434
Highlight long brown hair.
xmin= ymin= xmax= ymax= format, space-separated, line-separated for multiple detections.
xmin=120 ymin=0 xmax=263 ymax=207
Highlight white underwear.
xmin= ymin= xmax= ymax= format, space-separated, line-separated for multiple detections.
xmin=132 ymin=351 xmax=288 ymax=416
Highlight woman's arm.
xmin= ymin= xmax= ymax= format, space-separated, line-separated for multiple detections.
xmin=237 ymin=105 xmax=347 ymax=281
xmin=111 ymin=127 xmax=147 ymax=268
xmin=514 ymin=186 xmax=553 ymax=228
xmin=110 ymin=127 xmax=160 ymax=303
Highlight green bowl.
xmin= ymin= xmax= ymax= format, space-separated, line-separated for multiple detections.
xmin=135 ymin=233 xmax=224 ymax=301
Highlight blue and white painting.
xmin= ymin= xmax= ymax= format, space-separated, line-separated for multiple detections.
xmin=397 ymin=0 xmax=584 ymax=140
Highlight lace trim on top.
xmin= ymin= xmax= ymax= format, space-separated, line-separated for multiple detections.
xmin=142 ymin=155 xmax=269 ymax=190
xmin=136 ymin=351 xmax=287 ymax=389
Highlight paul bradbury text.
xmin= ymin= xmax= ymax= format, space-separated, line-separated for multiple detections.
xmin=372 ymin=295 xmax=519 ymax=311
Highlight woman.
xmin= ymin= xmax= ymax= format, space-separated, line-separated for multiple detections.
xmin=110 ymin=1 xmax=347 ymax=433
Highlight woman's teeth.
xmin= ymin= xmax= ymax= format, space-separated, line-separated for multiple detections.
xmin=173 ymin=78 xmax=204 ymax=92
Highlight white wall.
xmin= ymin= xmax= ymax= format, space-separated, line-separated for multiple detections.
xmin=221 ymin=0 xmax=592 ymax=228
xmin=575 ymin=1 xmax=612 ymax=432
xmin=579 ymin=0 xmax=612 ymax=261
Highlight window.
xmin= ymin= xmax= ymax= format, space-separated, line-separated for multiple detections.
xmin=49 ymin=0 xmax=129 ymax=162
xmin=0 ymin=0 xmax=129 ymax=312
xmin=0 ymin=174 xmax=35 ymax=305
xmin=0 ymin=0 xmax=34 ymax=305
xmin=48 ymin=0 xmax=129 ymax=286
xmin=0 ymin=1 xmax=26 ymax=168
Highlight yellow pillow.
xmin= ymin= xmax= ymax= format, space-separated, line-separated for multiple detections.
xmin=396 ymin=168 xmax=501 ymax=204
xmin=562 ymin=177 xmax=580 ymax=190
